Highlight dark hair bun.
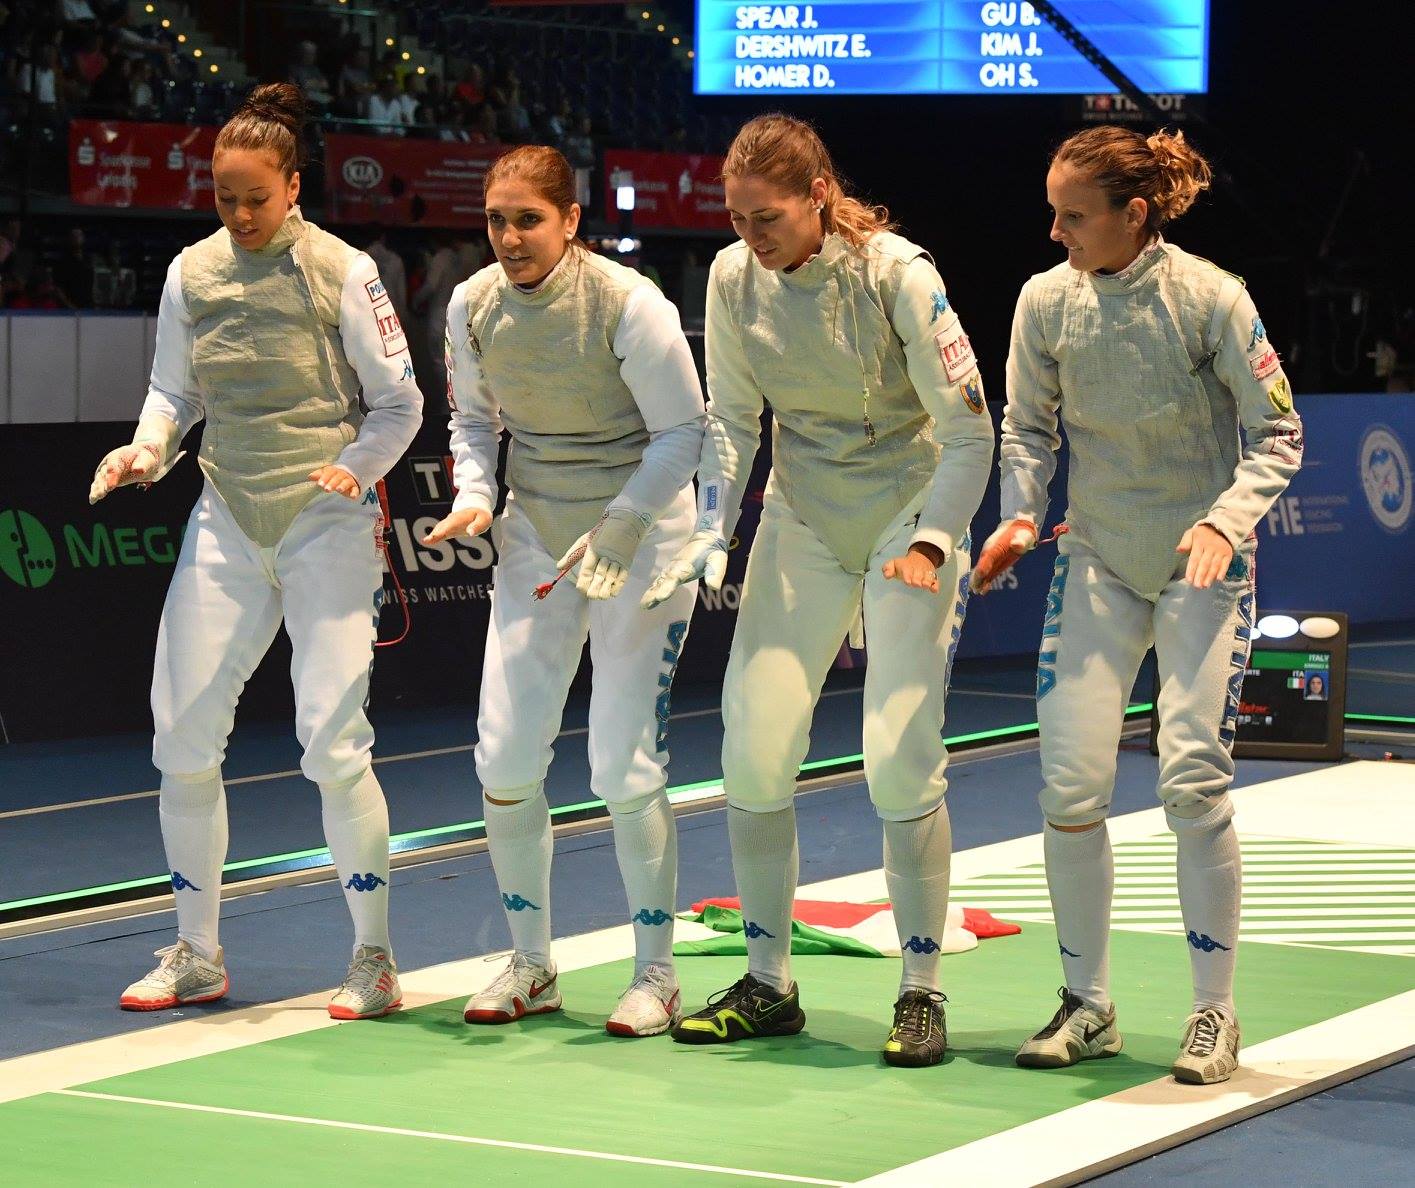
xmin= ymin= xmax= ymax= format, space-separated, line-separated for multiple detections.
xmin=239 ymin=82 xmax=308 ymax=135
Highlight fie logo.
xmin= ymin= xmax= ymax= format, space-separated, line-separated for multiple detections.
xmin=0 ymin=510 xmax=57 ymax=589
xmin=1359 ymin=425 xmax=1411 ymax=534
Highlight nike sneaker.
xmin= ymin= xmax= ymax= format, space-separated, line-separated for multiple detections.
xmin=606 ymin=963 xmax=682 ymax=1037
xmin=1015 ymin=987 xmax=1123 ymax=1068
xmin=671 ymin=973 xmax=805 ymax=1044
xmin=464 ymin=952 xmax=562 ymax=1023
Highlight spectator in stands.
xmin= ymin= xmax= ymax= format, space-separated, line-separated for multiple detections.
xmin=17 ymin=42 xmax=61 ymax=115
xmin=92 ymin=238 xmax=137 ymax=308
xmin=337 ymin=46 xmax=373 ymax=117
xmin=544 ymin=94 xmax=573 ymax=146
xmin=61 ymin=0 xmax=97 ymax=24
xmin=54 ymin=226 xmax=93 ymax=307
xmin=0 ymin=218 xmax=23 ymax=272
xmin=74 ymin=30 xmax=107 ymax=86
xmin=563 ymin=110 xmax=594 ymax=170
xmin=289 ymin=41 xmax=332 ymax=111
xmin=368 ymin=73 xmax=409 ymax=136
xmin=414 ymin=230 xmax=482 ymax=402
xmin=363 ymin=224 xmax=408 ymax=331
xmin=496 ymin=82 xmax=531 ymax=143
xmin=86 ymin=53 xmax=130 ymax=116
xmin=440 ymin=102 xmax=472 ymax=143
xmin=129 ymin=57 xmax=156 ymax=118
xmin=12 ymin=264 xmax=69 ymax=308
xmin=454 ymin=62 xmax=485 ymax=114
xmin=398 ymin=72 xmax=425 ymax=130
xmin=468 ymin=103 xmax=500 ymax=147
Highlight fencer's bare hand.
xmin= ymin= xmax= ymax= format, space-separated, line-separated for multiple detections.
xmin=881 ymin=544 xmax=944 ymax=593
xmin=88 ymin=443 xmax=161 ymax=504
xmin=422 ymin=506 xmax=493 ymax=545
xmin=309 ymin=465 xmax=361 ymax=500
xmin=1177 ymin=523 xmax=1233 ymax=589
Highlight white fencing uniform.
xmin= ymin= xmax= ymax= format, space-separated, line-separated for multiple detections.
xmin=446 ymin=248 xmax=704 ymax=974
xmin=138 ymin=208 xmax=421 ymax=958
xmin=701 ymin=233 xmax=995 ymax=820
xmin=1001 ymin=237 xmax=1303 ymax=1018
xmin=1002 ymin=239 xmax=1303 ymax=827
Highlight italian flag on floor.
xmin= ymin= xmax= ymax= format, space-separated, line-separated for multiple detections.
xmin=673 ymin=898 xmax=1021 ymax=958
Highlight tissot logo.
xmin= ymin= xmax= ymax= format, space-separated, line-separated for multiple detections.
xmin=342 ymin=156 xmax=384 ymax=190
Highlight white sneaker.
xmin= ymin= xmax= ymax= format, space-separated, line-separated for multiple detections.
xmin=119 ymin=940 xmax=228 ymax=1011
xmin=1172 ymin=1007 xmax=1241 ymax=1084
xmin=328 ymin=945 xmax=402 ymax=1020
xmin=463 ymin=952 xmax=562 ymax=1024
xmin=606 ymin=963 xmax=682 ymax=1037
xmin=1015 ymin=987 xmax=1123 ymax=1068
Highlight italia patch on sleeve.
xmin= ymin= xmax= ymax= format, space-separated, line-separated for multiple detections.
xmin=935 ymin=326 xmax=976 ymax=384
xmin=1250 ymin=347 xmax=1281 ymax=381
xmin=960 ymin=374 xmax=984 ymax=414
xmin=372 ymin=300 xmax=406 ymax=357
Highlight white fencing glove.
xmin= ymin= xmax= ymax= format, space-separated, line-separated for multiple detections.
xmin=88 ymin=414 xmax=184 ymax=505
xmin=554 ymin=506 xmax=651 ymax=601
xmin=641 ymin=529 xmax=727 ymax=609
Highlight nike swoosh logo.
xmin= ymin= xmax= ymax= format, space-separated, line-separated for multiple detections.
xmin=528 ymin=976 xmax=555 ymax=998
xmin=1082 ymin=1023 xmax=1107 ymax=1042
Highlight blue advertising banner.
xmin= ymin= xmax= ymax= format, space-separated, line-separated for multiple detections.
xmin=956 ymin=394 xmax=1415 ymax=664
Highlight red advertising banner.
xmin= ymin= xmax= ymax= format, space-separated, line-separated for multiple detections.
xmin=325 ymin=134 xmax=508 ymax=228
xmin=69 ymin=120 xmax=217 ymax=210
xmin=603 ymin=150 xmax=726 ymax=232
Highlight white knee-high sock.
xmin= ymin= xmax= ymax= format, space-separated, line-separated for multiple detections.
xmin=159 ymin=768 xmax=227 ymax=963
xmin=320 ymin=769 xmax=392 ymax=954
xmin=1044 ymin=821 xmax=1114 ymax=1012
xmin=727 ymin=803 xmax=797 ymax=993
xmin=484 ymin=789 xmax=553 ymax=968
xmin=608 ymin=789 xmax=677 ymax=974
xmin=883 ymin=805 xmax=953 ymax=994
xmin=1170 ymin=802 xmax=1241 ymax=1016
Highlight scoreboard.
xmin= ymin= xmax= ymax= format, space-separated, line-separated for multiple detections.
xmin=694 ymin=1 xmax=1210 ymax=96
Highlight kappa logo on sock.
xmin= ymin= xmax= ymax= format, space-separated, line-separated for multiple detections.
xmin=345 ymin=873 xmax=387 ymax=892
xmin=632 ymin=908 xmax=673 ymax=926
xmin=170 ymin=871 xmax=201 ymax=892
xmin=1187 ymin=931 xmax=1231 ymax=953
xmin=1059 ymin=943 xmax=1080 ymax=958
xmin=502 ymin=892 xmax=541 ymax=912
xmin=743 ymin=921 xmax=775 ymax=939
xmin=902 ymin=936 xmax=942 ymax=955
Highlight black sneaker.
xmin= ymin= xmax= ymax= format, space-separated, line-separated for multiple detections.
xmin=882 ymin=988 xmax=948 ymax=1068
xmin=670 ymin=973 xmax=806 ymax=1044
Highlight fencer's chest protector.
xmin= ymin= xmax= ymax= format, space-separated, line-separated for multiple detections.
xmin=464 ymin=250 xmax=650 ymax=560
xmin=1035 ymin=244 xmax=1240 ymax=597
xmin=726 ymin=233 xmax=937 ymax=574
xmin=182 ymin=210 xmax=363 ymax=547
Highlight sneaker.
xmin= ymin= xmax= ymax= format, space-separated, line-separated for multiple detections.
xmin=882 ymin=988 xmax=948 ymax=1068
xmin=606 ymin=963 xmax=682 ymax=1038
xmin=119 ymin=941 xmax=228 ymax=1011
xmin=463 ymin=952 xmax=562 ymax=1024
xmin=671 ymin=973 xmax=805 ymax=1044
xmin=1015 ymin=987 xmax=1123 ymax=1068
xmin=328 ymin=945 xmax=402 ymax=1020
xmin=1172 ymin=1007 xmax=1241 ymax=1084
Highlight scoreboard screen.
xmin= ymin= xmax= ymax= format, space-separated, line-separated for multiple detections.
xmin=1150 ymin=612 xmax=1349 ymax=763
xmin=694 ymin=1 xmax=1210 ymax=96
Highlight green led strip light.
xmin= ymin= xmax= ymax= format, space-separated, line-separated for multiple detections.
xmin=16 ymin=699 xmax=1410 ymax=919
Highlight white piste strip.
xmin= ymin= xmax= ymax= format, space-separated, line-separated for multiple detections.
xmin=858 ymin=990 xmax=1415 ymax=1188
xmin=52 ymin=1090 xmax=846 ymax=1186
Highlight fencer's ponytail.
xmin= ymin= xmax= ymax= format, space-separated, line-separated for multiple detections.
xmin=723 ymin=113 xmax=895 ymax=251
xmin=215 ymin=82 xmax=308 ymax=178
xmin=1051 ymin=125 xmax=1212 ymax=230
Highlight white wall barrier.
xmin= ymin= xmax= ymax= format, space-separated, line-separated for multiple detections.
xmin=2 ymin=312 xmax=157 ymax=424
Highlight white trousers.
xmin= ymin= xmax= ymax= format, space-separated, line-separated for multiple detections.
xmin=721 ymin=489 xmax=970 ymax=822
xmin=152 ymin=482 xmax=383 ymax=786
xmin=1037 ymin=529 xmax=1257 ymax=826
xmin=474 ymin=490 xmax=697 ymax=803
